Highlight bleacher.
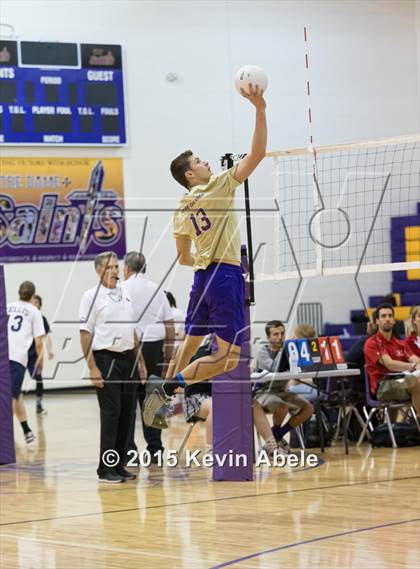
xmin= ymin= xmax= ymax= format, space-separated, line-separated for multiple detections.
xmin=324 ymin=201 xmax=420 ymax=348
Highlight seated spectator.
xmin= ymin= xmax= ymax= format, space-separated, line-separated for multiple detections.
xmin=382 ymin=294 xmax=405 ymax=338
xmin=287 ymin=324 xmax=317 ymax=401
xmin=254 ymin=320 xmax=313 ymax=448
xmin=184 ymin=381 xmax=283 ymax=457
xmin=256 ymin=320 xmax=285 ymax=372
xmin=404 ymin=305 xmax=420 ymax=358
xmin=364 ymin=303 xmax=420 ymax=417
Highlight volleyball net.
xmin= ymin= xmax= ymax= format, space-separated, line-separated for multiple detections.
xmin=259 ymin=134 xmax=420 ymax=281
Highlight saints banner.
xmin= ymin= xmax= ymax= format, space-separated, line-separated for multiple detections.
xmin=0 ymin=157 xmax=126 ymax=263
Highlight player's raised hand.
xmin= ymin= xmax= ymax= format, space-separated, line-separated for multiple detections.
xmin=240 ymin=83 xmax=266 ymax=110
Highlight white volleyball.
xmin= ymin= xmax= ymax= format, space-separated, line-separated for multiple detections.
xmin=234 ymin=65 xmax=268 ymax=94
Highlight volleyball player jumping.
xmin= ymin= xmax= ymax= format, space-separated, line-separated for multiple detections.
xmin=143 ymin=84 xmax=267 ymax=427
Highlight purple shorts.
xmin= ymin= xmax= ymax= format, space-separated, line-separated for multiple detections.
xmin=185 ymin=263 xmax=245 ymax=347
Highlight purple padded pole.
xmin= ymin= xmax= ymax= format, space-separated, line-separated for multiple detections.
xmin=0 ymin=265 xmax=15 ymax=464
xmin=212 ymin=249 xmax=253 ymax=481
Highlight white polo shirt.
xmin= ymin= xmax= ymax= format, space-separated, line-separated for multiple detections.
xmin=171 ymin=306 xmax=186 ymax=340
xmin=7 ymin=301 xmax=46 ymax=367
xmin=121 ymin=274 xmax=173 ymax=342
xmin=79 ymin=284 xmax=136 ymax=352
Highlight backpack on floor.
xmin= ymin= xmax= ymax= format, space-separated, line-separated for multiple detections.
xmin=289 ymin=412 xmax=333 ymax=449
xmin=346 ymin=404 xmax=380 ymax=441
xmin=371 ymin=422 xmax=420 ymax=447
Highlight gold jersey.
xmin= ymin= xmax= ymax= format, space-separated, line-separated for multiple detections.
xmin=173 ymin=165 xmax=241 ymax=271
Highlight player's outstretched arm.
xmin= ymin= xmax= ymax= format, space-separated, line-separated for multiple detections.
xmin=234 ymin=84 xmax=267 ymax=184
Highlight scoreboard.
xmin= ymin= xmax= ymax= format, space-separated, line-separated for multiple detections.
xmin=284 ymin=336 xmax=347 ymax=372
xmin=0 ymin=40 xmax=126 ymax=145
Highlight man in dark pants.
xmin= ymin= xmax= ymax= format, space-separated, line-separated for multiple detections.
xmin=79 ymin=251 xmax=144 ymax=483
xmin=93 ymin=349 xmax=139 ymax=475
xmin=122 ymin=251 xmax=175 ymax=461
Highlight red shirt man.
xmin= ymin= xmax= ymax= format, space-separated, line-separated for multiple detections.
xmin=365 ymin=332 xmax=414 ymax=394
xmin=364 ymin=304 xmax=420 ymax=416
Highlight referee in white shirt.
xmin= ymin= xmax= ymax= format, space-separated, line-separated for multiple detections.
xmin=79 ymin=252 xmax=142 ymax=483
xmin=122 ymin=252 xmax=175 ymax=459
xmin=7 ymin=281 xmax=45 ymax=444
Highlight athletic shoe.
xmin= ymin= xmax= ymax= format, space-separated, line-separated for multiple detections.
xmin=98 ymin=472 xmax=125 ymax=484
xmin=277 ymin=438 xmax=290 ymax=454
xmin=260 ymin=443 xmax=277 ymax=457
xmin=36 ymin=402 xmax=47 ymax=415
xmin=116 ymin=468 xmax=137 ymax=480
xmin=143 ymin=375 xmax=171 ymax=428
xmin=275 ymin=440 xmax=290 ymax=456
xmin=24 ymin=431 xmax=36 ymax=445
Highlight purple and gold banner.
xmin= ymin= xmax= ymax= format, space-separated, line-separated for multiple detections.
xmin=0 ymin=157 xmax=126 ymax=263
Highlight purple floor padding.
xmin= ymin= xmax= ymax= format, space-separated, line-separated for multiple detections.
xmin=0 ymin=265 xmax=15 ymax=465
xmin=212 ymin=252 xmax=253 ymax=481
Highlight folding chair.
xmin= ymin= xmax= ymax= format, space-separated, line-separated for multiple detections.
xmin=320 ymin=375 xmax=367 ymax=454
xmin=357 ymin=367 xmax=419 ymax=449
xmin=177 ymin=421 xmax=197 ymax=456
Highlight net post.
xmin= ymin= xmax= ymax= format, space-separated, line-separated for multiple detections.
xmin=221 ymin=153 xmax=255 ymax=304
xmin=0 ymin=265 xmax=15 ymax=465
xmin=243 ymin=178 xmax=256 ymax=304
xmin=212 ymin=246 xmax=253 ymax=481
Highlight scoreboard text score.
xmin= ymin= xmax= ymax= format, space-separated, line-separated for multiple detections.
xmin=0 ymin=41 xmax=126 ymax=145
xmin=284 ymin=336 xmax=347 ymax=372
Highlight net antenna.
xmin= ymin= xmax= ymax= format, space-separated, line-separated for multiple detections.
xmin=303 ymin=27 xmax=323 ymax=275
xmin=221 ymin=153 xmax=255 ymax=304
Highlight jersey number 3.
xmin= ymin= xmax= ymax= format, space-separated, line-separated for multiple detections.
xmin=8 ymin=315 xmax=23 ymax=332
xmin=190 ymin=208 xmax=211 ymax=237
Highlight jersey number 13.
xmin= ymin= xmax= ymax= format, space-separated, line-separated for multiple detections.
xmin=190 ymin=208 xmax=211 ymax=237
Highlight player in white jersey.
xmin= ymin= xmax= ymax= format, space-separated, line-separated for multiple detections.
xmin=7 ymin=281 xmax=45 ymax=444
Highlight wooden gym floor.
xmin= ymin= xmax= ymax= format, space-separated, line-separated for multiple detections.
xmin=1 ymin=391 xmax=419 ymax=569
